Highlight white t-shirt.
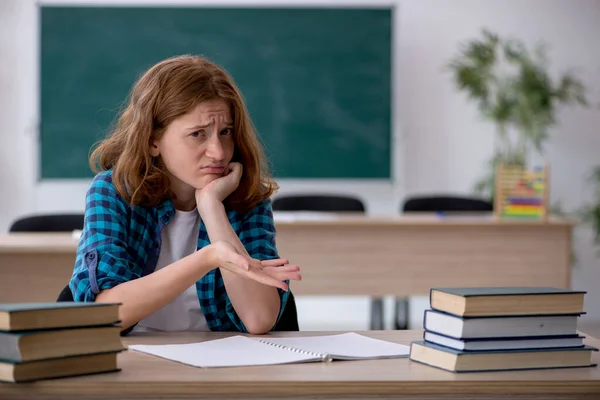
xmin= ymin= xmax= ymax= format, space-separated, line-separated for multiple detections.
xmin=132 ymin=208 xmax=209 ymax=332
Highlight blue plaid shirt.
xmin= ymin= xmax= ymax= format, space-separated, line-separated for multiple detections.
xmin=69 ymin=170 xmax=289 ymax=333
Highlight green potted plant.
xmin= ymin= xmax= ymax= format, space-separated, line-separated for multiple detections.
xmin=447 ymin=29 xmax=589 ymax=199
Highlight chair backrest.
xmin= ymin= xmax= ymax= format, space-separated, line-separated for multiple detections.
xmin=57 ymin=284 xmax=74 ymax=302
xmin=272 ymin=195 xmax=365 ymax=213
xmin=9 ymin=214 xmax=84 ymax=232
xmin=402 ymin=195 xmax=493 ymax=213
xmin=272 ymin=292 xmax=300 ymax=331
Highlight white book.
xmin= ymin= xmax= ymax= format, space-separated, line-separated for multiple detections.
xmin=424 ymin=331 xmax=585 ymax=351
xmin=128 ymin=332 xmax=410 ymax=368
xmin=424 ymin=309 xmax=579 ymax=339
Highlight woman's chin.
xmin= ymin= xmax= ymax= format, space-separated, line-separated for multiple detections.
xmin=195 ymin=174 xmax=219 ymax=189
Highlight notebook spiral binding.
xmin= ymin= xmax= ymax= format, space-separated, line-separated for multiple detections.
xmin=256 ymin=340 xmax=333 ymax=363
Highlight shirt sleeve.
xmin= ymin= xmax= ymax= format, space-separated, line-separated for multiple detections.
xmin=224 ymin=199 xmax=290 ymax=331
xmin=69 ymin=174 xmax=141 ymax=302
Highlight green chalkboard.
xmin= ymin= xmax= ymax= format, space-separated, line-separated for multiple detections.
xmin=41 ymin=6 xmax=392 ymax=179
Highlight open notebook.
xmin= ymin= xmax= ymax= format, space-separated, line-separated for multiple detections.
xmin=128 ymin=332 xmax=410 ymax=368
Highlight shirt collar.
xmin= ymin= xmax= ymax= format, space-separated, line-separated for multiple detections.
xmin=156 ymin=197 xmax=176 ymax=226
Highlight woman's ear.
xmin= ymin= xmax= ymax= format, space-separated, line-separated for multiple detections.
xmin=150 ymin=142 xmax=160 ymax=157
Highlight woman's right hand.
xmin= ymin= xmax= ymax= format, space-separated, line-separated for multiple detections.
xmin=209 ymin=241 xmax=301 ymax=291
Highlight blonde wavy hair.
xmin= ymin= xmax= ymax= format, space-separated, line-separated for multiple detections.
xmin=90 ymin=55 xmax=278 ymax=213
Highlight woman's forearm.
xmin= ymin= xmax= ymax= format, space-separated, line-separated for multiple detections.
xmin=96 ymin=245 xmax=215 ymax=331
xmin=198 ymin=197 xmax=281 ymax=334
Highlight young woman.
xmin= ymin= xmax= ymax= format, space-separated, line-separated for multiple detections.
xmin=69 ymin=55 xmax=301 ymax=335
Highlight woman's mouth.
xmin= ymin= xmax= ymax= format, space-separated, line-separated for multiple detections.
xmin=202 ymin=166 xmax=225 ymax=174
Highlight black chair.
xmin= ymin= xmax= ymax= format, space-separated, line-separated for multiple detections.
xmin=403 ymin=196 xmax=493 ymax=214
xmin=9 ymin=213 xmax=84 ymax=232
xmin=11 ymin=212 xmax=85 ymax=325
xmin=393 ymin=195 xmax=494 ymax=330
xmin=272 ymin=292 xmax=300 ymax=331
xmin=272 ymin=195 xmax=365 ymax=213
xmin=57 ymin=284 xmax=74 ymax=302
xmin=270 ymin=194 xmax=384 ymax=330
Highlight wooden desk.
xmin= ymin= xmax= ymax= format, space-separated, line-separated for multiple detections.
xmin=0 ymin=214 xmax=575 ymax=303
xmin=1 ymin=330 xmax=598 ymax=400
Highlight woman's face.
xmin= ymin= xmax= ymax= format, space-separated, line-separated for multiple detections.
xmin=152 ymin=98 xmax=235 ymax=205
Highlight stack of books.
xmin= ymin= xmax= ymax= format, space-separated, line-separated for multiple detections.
xmin=409 ymin=287 xmax=598 ymax=372
xmin=0 ymin=302 xmax=125 ymax=382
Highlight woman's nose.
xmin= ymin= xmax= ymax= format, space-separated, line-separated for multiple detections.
xmin=206 ymin=134 xmax=224 ymax=161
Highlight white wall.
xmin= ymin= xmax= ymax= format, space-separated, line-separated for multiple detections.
xmin=396 ymin=0 xmax=600 ymax=329
xmin=0 ymin=0 xmax=38 ymax=233
xmin=2 ymin=0 xmax=600 ymax=329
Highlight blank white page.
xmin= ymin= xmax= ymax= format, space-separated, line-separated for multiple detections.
xmin=129 ymin=335 xmax=325 ymax=368
xmin=259 ymin=332 xmax=410 ymax=360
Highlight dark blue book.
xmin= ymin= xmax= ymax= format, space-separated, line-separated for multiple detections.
xmin=430 ymin=287 xmax=586 ymax=317
xmin=409 ymin=340 xmax=597 ymax=373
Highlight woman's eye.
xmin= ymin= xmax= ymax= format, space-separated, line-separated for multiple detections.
xmin=190 ymin=130 xmax=205 ymax=138
xmin=220 ymin=128 xmax=233 ymax=136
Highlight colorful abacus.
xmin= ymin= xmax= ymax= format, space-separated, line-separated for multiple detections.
xmin=494 ymin=164 xmax=549 ymax=220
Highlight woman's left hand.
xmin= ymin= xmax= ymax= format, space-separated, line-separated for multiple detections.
xmin=196 ymin=162 xmax=243 ymax=204
xmin=259 ymin=258 xmax=302 ymax=284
